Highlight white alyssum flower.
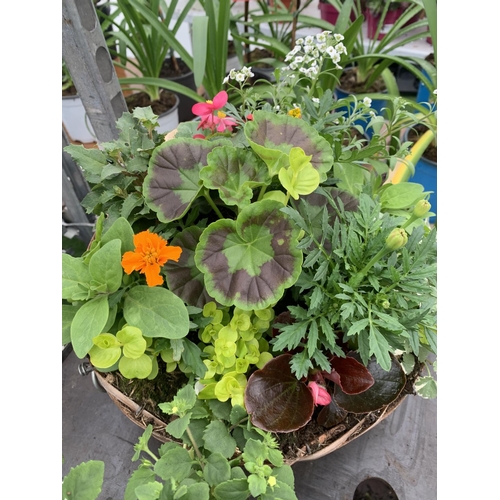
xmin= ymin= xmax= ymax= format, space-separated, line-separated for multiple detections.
xmin=335 ymin=42 xmax=347 ymax=55
xmin=433 ymin=89 xmax=437 ymax=95
xmin=334 ymin=33 xmax=344 ymax=42
xmin=363 ymin=97 xmax=372 ymax=107
xmin=312 ymin=97 xmax=320 ymax=104
xmin=305 ymin=35 xmax=315 ymax=45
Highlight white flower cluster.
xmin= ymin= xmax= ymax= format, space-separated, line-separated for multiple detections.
xmin=223 ymin=66 xmax=255 ymax=85
xmin=283 ymin=31 xmax=347 ymax=79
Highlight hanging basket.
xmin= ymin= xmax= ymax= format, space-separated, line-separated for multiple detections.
xmin=93 ymin=369 xmax=411 ymax=465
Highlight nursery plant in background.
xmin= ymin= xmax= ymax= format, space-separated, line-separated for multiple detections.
xmin=98 ymin=0 xmax=202 ymax=124
xmin=63 ymin=27 xmax=437 ymax=499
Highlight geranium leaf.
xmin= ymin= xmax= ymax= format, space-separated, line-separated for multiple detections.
xmin=244 ymin=110 xmax=334 ymax=179
xmin=244 ymin=354 xmax=314 ymax=432
xmin=334 ymin=354 xmax=406 ymax=413
xmin=195 ymin=200 xmax=303 ymax=310
xmin=325 ymin=356 xmax=375 ymax=395
xmin=144 ymin=138 xmax=231 ymax=223
xmin=123 ymin=286 xmax=189 ymax=339
xmin=200 ymin=146 xmax=271 ymax=207
xmin=164 ymin=226 xmax=215 ymax=308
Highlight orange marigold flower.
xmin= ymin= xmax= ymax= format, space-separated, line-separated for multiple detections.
xmin=121 ymin=230 xmax=182 ymax=287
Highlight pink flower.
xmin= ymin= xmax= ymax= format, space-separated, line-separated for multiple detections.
xmin=192 ymin=91 xmax=232 ymax=132
xmin=308 ymin=382 xmax=331 ymax=406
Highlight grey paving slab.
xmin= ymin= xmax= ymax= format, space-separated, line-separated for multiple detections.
xmin=62 ymin=349 xmax=436 ymax=500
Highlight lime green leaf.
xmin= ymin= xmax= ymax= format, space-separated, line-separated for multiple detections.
xmin=117 ymin=326 xmax=147 ymax=359
xmin=244 ymin=111 xmax=333 ymax=180
xmin=71 ymin=295 xmax=109 ymax=358
xmin=62 ymin=254 xmax=91 ymax=300
xmin=88 ymin=240 xmax=123 ymax=293
xmin=62 ymin=460 xmax=104 ymax=500
xmin=119 ymin=354 xmax=153 ymax=379
xmin=278 ymin=147 xmax=320 ymax=200
xmin=123 ymin=286 xmax=189 ymax=339
xmin=380 ymin=182 xmax=427 ymax=210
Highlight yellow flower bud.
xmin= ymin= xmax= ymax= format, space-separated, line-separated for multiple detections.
xmin=413 ymin=199 xmax=431 ymax=218
xmin=385 ymin=228 xmax=408 ymax=251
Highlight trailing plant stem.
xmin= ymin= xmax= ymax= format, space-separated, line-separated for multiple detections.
xmin=185 ymin=425 xmax=204 ymax=467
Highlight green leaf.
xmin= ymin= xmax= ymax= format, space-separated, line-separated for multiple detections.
xmin=203 ymin=420 xmax=237 ymax=458
xmin=200 ymin=146 xmax=271 ymax=207
xmin=248 ymin=474 xmax=267 ymax=498
xmin=414 ymin=376 xmax=437 ymax=399
xmin=88 ymin=333 xmax=122 ymax=369
xmin=165 ymin=414 xmax=191 ymax=439
xmin=62 ymin=254 xmax=91 ymax=301
xmin=369 ymin=325 xmax=392 ymax=371
xmin=88 ymin=240 xmax=123 ymax=293
xmin=124 ymin=465 xmax=157 ymax=500
xmin=177 ymin=482 xmax=210 ymax=500
xmin=62 ymin=304 xmax=79 ymax=345
xmin=64 ymin=145 xmax=108 ymax=177
xmin=62 ymin=460 xmax=104 ymax=500
xmin=213 ymin=478 xmax=250 ymax=500
xmin=154 ymin=447 xmax=193 ymax=482
xmin=195 ymin=200 xmax=303 ymax=310
xmin=70 ymin=295 xmax=109 ymax=358
xmin=245 ymin=111 xmax=333 ymax=180
xmin=380 ymin=182 xmax=426 ymax=210
xmin=123 ymin=286 xmax=189 ymax=339
xmin=204 ymin=453 xmax=231 ymax=486
xmin=101 ymin=217 xmax=135 ymax=253
xmin=134 ymin=481 xmax=163 ymax=500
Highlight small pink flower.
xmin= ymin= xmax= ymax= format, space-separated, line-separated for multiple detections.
xmin=308 ymin=382 xmax=331 ymax=406
xmin=246 ymin=113 xmax=254 ymax=121
xmin=192 ymin=91 xmax=237 ymax=133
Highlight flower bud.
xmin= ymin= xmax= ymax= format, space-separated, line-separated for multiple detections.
xmin=413 ymin=199 xmax=431 ymax=218
xmin=385 ymin=228 xmax=408 ymax=251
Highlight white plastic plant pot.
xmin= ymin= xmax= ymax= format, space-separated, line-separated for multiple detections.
xmin=156 ymin=96 xmax=180 ymax=134
xmin=62 ymin=95 xmax=96 ymax=143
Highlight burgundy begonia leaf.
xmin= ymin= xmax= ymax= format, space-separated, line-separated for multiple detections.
xmin=323 ymin=356 xmax=375 ymax=395
xmin=244 ymin=111 xmax=334 ymax=180
xmin=317 ymin=395 xmax=348 ymax=428
xmin=333 ymin=354 xmax=406 ymax=414
xmin=244 ymin=354 xmax=314 ymax=433
xmin=163 ymin=226 xmax=215 ymax=308
xmin=194 ymin=200 xmax=303 ymax=310
xmin=143 ymin=138 xmax=230 ymax=223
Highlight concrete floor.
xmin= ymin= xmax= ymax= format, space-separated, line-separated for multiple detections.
xmin=62 ymin=348 xmax=436 ymax=500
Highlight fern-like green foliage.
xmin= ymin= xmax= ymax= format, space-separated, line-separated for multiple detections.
xmin=272 ymin=190 xmax=437 ymax=379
